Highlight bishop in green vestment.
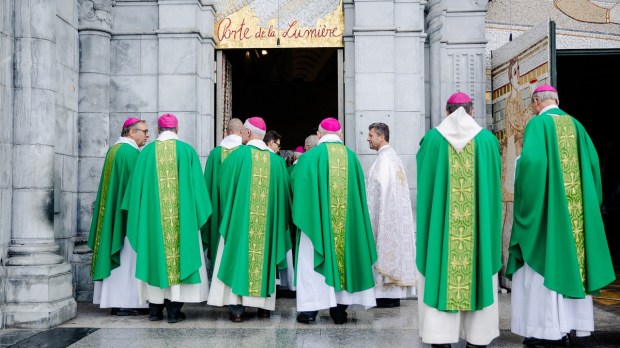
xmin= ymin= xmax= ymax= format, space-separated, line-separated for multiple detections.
xmin=88 ymin=118 xmax=149 ymax=314
xmin=207 ymin=117 xmax=292 ymax=322
xmin=203 ymin=118 xmax=243 ymax=264
xmin=416 ymin=92 xmax=502 ymax=347
xmin=122 ymin=114 xmax=212 ymax=324
xmin=507 ymin=85 xmax=615 ymax=343
xmin=292 ymin=117 xmax=377 ymax=325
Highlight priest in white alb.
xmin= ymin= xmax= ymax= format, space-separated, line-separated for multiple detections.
xmin=365 ymin=122 xmax=416 ymax=308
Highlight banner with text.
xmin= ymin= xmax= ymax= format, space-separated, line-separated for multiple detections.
xmin=214 ymin=0 xmax=344 ymax=49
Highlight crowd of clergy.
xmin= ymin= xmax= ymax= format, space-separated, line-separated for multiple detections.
xmin=88 ymin=86 xmax=615 ymax=348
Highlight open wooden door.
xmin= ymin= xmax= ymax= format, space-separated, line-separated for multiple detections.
xmin=490 ymin=20 xmax=556 ymax=288
xmin=215 ymin=50 xmax=233 ymax=144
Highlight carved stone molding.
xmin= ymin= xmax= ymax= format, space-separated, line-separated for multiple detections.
xmin=426 ymin=0 xmax=443 ymax=44
xmin=78 ymin=0 xmax=116 ymax=31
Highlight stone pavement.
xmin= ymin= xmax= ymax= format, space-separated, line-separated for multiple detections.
xmin=1 ymin=294 xmax=619 ymax=347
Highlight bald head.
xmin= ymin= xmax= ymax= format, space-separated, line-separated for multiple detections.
xmin=226 ymin=118 xmax=244 ymax=136
xmin=304 ymin=134 xmax=319 ymax=151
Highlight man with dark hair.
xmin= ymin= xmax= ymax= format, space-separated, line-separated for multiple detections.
xmin=89 ymin=117 xmax=149 ymax=316
xmin=417 ymin=92 xmax=502 ymax=348
xmin=366 ymin=122 xmax=416 ymax=308
xmin=507 ymin=85 xmax=615 ymax=346
xmin=264 ymin=130 xmax=282 ymax=154
xmin=123 ymin=113 xmax=212 ymax=324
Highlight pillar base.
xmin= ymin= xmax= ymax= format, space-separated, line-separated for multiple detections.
xmin=2 ymin=263 xmax=77 ymax=328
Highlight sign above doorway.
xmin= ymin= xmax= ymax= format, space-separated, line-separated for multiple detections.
xmin=214 ymin=0 xmax=344 ymax=49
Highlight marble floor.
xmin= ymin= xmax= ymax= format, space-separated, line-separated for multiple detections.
xmin=2 ymin=294 xmax=620 ymax=348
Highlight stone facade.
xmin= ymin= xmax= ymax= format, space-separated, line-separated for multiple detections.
xmin=0 ymin=0 xmax=492 ymax=328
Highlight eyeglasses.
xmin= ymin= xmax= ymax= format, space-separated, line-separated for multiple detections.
xmin=274 ymin=142 xmax=281 ymax=148
xmin=134 ymin=129 xmax=149 ymax=134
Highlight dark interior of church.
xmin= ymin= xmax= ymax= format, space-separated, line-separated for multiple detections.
xmin=558 ymin=50 xmax=620 ymax=267
xmin=223 ymin=47 xmax=339 ymax=150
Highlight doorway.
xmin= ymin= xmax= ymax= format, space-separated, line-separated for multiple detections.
xmin=557 ymin=49 xmax=620 ymax=268
xmin=217 ymin=48 xmax=341 ymax=151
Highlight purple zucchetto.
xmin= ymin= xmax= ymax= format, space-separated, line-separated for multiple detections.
xmin=447 ymin=92 xmax=472 ymax=104
xmin=123 ymin=117 xmax=140 ymax=127
xmin=319 ymin=117 xmax=341 ymax=132
xmin=158 ymin=113 xmax=178 ymax=128
xmin=533 ymin=84 xmax=558 ymax=94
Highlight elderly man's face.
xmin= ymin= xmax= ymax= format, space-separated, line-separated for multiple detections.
xmin=130 ymin=124 xmax=149 ymax=147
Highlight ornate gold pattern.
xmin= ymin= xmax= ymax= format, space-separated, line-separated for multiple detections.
xmin=248 ymin=149 xmax=271 ymax=296
xmin=91 ymin=143 xmax=122 ymax=276
xmin=447 ymin=141 xmax=476 ymax=310
xmin=554 ymin=0 xmax=611 ymax=24
xmin=221 ymin=146 xmax=238 ymax=162
xmin=156 ymin=140 xmax=181 ymax=286
xmin=327 ymin=144 xmax=348 ymax=288
xmin=552 ymin=115 xmax=586 ymax=287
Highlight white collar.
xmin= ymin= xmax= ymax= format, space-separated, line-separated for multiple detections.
xmin=318 ymin=134 xmax=343 ymax=144
xmin=157 ymin=131 xmax=179 ymax=142
xmin=115 ymin=136 xmax=140 ymax=150
xmin=267 ymin=146 xmax=276 ymax=153
xmin=539 ymin=104 xmax=559 ymax=115
xmin=377 ymin=144 xmax=390 ymax=152
xmin=247 ymin=139 xmax=269 ymax=151
xmin=293 ymin=159 xmax=298 ymax=165
xmin=219 ymin=134 xmax=242 ymax=149
xmin=436 ymin=107 xmax=482 ymax=153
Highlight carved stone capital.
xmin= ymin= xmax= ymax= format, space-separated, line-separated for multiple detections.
xmin=78 ymin=0 xmax=116 ymax=32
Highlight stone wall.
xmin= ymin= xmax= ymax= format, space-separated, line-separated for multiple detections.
xmin=347 ymin=0 xmax=427 ymax=211
xmin=72 ymin=0 xmax=217 ymax=302
xmin=0 ymin=0 xmax=15 ymax=330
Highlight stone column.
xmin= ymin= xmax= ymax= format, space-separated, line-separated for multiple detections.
xmin=74 ymin=0 xmax=115 ymax=302
xmin=4 ymin=0 xmax=77 ymax=328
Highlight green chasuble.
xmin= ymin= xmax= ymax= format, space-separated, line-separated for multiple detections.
xmin=122 ymin=139 xmax=212 ymax=288
xmin=291 ymin=141 xmax=377 ymax=292
xmin=202 ymin=145 xmax=240 ymax=261
xmin=416 ymin=129 xmax=502 ymax=312
xmin=507 ymin=108 xmax=615 ymax=298
xmin=88 ymin=143 xmax=139 ymax=281
xmin=216 ymin=145 xmax=292 ymax=297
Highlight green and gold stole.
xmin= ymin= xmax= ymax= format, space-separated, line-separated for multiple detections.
xmin=327 ymin=143 xmax=349 ymax=288
xmin=248 ymin=149 xmax=271 ymax=296
xmin=447 ymin=141 xmax=476 ymax=310
xmin=156 ymin=140 xmax=181 ymax=286
xmin=552 ymin=115 xmax=585 ymax=288
xmin=91 ymin=143 xmax=122 ymax=276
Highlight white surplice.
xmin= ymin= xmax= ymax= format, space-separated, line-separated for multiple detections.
xmin=511 ymin=263 xmax=594 ymax=340
xmin=93 ymin=137 xmax=146 ymax=309
xmin=418 ymin=272 xmax=499 ymax=345
xmin=207 ymin=236 xmax=276 ymax=310
xmin=366 ymin=144 xmax=417 ymax=298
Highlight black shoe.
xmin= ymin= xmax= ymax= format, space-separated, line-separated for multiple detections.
xmin=329 ymin=305 xmax=348 ymax=325
xmin=257 ymin=308 xmax=270 ymax=318
xmin=229 ymin=313 xmax=243 ymax=323
xmin=296 ymin=312 xmax=316 ymax=324
xmin=148 ymin=303 xmax=164 ymax=321
xmin=558 ymin=334 xmax=571 ymax=347
xmin=466 ymin=343 xmax=486 ymax=348
xmin=376 ymin=298 xmax=401 ymax=308
xmin=167 ymin=311 xmax=186 ymax=324
xmin=431 ymin=345 xmax=451 ymax=348
xmin=114 ymin=308 xmax=149 ymax=316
